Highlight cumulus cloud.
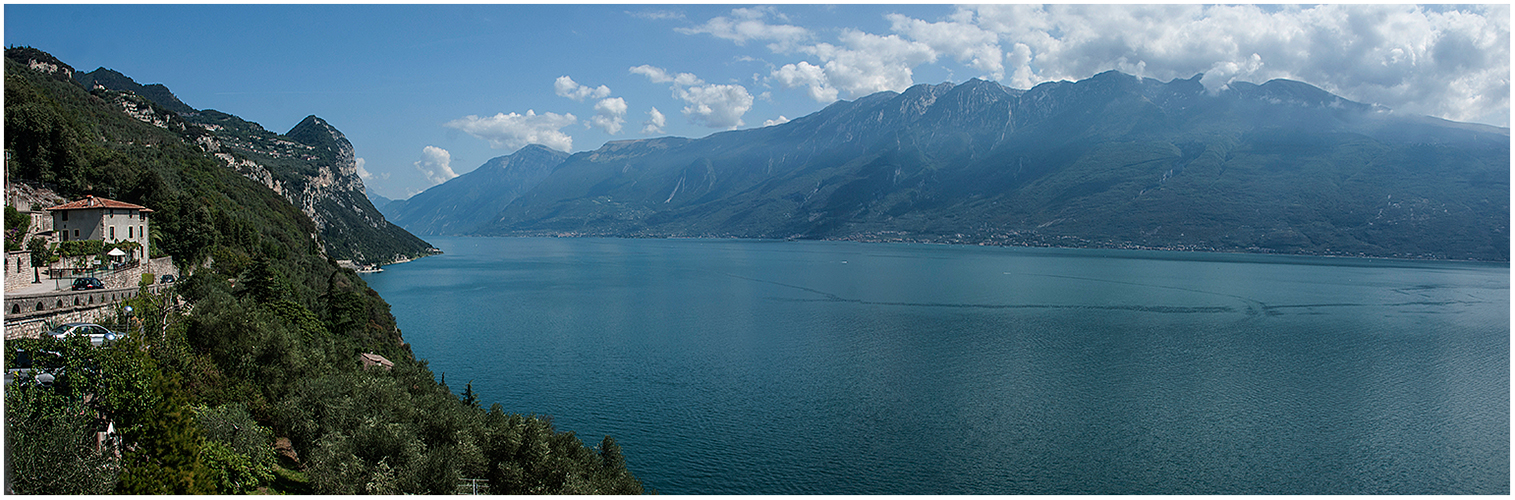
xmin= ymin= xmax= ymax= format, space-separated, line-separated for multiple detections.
xmin=887 ymin=13 xmax=1004 ymax=81
xmin=642 ymin=107 xmax=667 ymax=134
xmin=802 ymin=31 xmax=937 ymax=98
xmin=590 ymin=97 xmax=628 ymax=134
xmin=413 ymin=146 xmax=456 ymax=186
xmin=444 ymin=110 xmax=577 ymax=152
xmin=772 ymin=61 xmax=838 ymax=103
xmin=763 ymin=115 xmax=791 ymax=127
xmin=630 ymin=64 xmax=702 ymax=86
xmin=554 ymin=76 xmax=612 ymax=102
xmin=677 ymin=84 xmax=754 ymax=129
xmin=355 ymin=157 xmax=390 ymax=181
xmin=632 ymin=65 xmax=755 ymax=129
xmin=676 ymin=6 xmax=812 ymax=52
xmin=967 ymin=4 xmax=1510 ymax=125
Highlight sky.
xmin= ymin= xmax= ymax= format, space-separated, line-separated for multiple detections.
xmin=4 ymin=4 xmax=1510 ymax=200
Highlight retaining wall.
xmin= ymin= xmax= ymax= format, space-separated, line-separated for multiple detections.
xmin=4 ymin=283 xmax=173 ymax=339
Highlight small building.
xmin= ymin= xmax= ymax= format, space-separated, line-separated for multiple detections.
xmin=360 ymin=352 xmax=394 ymax=370
xmin=45 ymin=196 xmax=152 ymax=262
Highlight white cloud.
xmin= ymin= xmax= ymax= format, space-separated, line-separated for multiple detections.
xmin=763 ymin=115 xmax=790 ymax=127
xmin=354 ymin=157 xmax=390 ymax=181
xmin=630 ymin=64 xmax=702 ymax=86
xmin=803 ymin=30 xmax=937 ymax=98
xmin=677 ymin=84 xmax=754 ymax=129
xmin=444 ymin=110 xmax=577 ymax=152
xmin=632 ymin=65 xmax=755 ymax=129
xmin=772 ymin=61 xmax=838 ymax=103
xmin=887 ymin=13 xmax=1004 ymax=81
xmin=590 ymin=97 xmax=628 ymax=134
xmin=676 ymin=6 xmax=812 ymax=52
xmin=628 ymin=9 xmax=683 ymax=21
xmin=413 ymin=146 xmax=456 ymax=186
xmin=966 ymin=4 xmax=1510 ymax=126
xmin=642 ymin=107 xmax=667 ymax=134
xmin=554 ymin=76 xmax=612 ymax=102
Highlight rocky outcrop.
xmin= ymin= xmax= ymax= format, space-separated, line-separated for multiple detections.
xmin=73 ymin=65 xmax=433 ymax=265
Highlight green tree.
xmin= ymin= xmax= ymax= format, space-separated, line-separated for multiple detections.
xmin=195 ymin=402 xmax=276 ymax=493
xmin=116 ymin=371 xmax=215 ymax=494
xmin=4 ymin=376 xmax=120 ymax=494
xmin=27 ymin=236 xmax=53 ymax=267
xmin=5 ymin=204 xmax=30 ymax=251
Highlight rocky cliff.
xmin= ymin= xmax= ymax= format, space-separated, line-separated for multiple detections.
xmin=73 ymin=66 xmax=433 ymax=264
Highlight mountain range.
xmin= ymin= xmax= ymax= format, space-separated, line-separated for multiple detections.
xmin=396 ymin=71 xmax=1507 ymax=261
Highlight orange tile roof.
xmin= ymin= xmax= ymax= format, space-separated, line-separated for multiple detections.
xmin=44 ymin=195 xmax=149 ymax=211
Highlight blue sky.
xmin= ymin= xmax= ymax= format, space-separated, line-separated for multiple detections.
xmin=5 ymin=4 xmax=1509 ymax=200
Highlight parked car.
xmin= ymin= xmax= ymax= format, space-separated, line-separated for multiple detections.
xmin=46 ymin=322 xmax=121 ymax=347
xmin=70 ymin=277 xmax=104 ymax=291
xmin=159 ymin=274 xmax=176 ymax=284
xmin=5 ymin=348 xmax=62 ymax=387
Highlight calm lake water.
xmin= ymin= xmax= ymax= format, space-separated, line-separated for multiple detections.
xmin=362 ymin=237 xmax=1509 ymax=494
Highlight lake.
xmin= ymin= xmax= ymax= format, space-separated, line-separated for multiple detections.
xmin=361 ymin=236 xmax=1509 ymax=494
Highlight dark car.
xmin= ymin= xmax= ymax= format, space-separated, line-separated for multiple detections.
xmin=70 ymin=277 xmax=104 ymax=291
xmin=47 ymin=322 xmax=121 ymax=347
xmin=159 ymin=274 xmax=176 ymax=284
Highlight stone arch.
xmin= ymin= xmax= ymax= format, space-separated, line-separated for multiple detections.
xmin=73 ymin=297 xmax=80 ymax=306
xmin=36 ymin=302 xmax=44 ymax=311
xmin=55 ymin=300 xmax=63 ymax=309
xmin=11 ymin=303 xmax=19 ymax=314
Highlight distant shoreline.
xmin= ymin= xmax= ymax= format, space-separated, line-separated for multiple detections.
xmin=399 ymin=233 xmax=1510 ymax=265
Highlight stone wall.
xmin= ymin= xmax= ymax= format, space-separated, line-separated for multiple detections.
xmin=98 ymin=256 xmax=178 ymax=289
xmin=5 ymin=308 xmax=116 ymax=339
xmin=3 ymin=283 xmax=173 ymax=339
xmin=4 ymin=250 xmax=33 ymax=292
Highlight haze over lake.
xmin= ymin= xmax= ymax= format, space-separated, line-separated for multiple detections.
xmin=363 ymin=237 xmax=1508 ymax=494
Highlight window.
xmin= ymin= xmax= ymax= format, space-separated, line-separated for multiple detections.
xmin=73 ymin=229 xmax=78 ymax=239
xmin=128 ymin=226 xmax=133 ymax=238
xmin=110 ymin=226 xmax=115 ymax=240
xmin=61 ymin=211 xmax=67 ymax=221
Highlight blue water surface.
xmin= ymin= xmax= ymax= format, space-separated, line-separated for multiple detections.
xmin=362 ymin=237 xmax=1509 ymax=494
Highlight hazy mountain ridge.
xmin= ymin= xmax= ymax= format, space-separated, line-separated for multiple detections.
xmin=475 ymin=71 xmax=1507 ymax=261
xmin=384 ymin=144 xmax=569 ymax=236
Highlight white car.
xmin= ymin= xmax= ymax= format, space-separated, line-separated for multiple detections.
xmin=46 ymin=322 xmax=121 ymax=347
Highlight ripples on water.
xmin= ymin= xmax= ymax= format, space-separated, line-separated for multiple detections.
xmin=363 ymin=237 xmax=1509 ymax=494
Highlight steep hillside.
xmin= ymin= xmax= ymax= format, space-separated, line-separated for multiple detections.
xmin=384 ymin=144 xmax=568 ymax=235
xmin=70 ymin=61 xmax=432 ymax=264
xmin=482 ymin=72 xmax=1508 ymax=261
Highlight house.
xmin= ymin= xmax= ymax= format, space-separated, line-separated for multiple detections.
xmin=45 ymin=195 xmax=152 ymax=262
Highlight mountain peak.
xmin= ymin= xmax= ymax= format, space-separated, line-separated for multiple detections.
xmin=517 ymin=143 xmax=565 ymax=155
xmin=287 ymin=115 xmax=348 ymax=148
